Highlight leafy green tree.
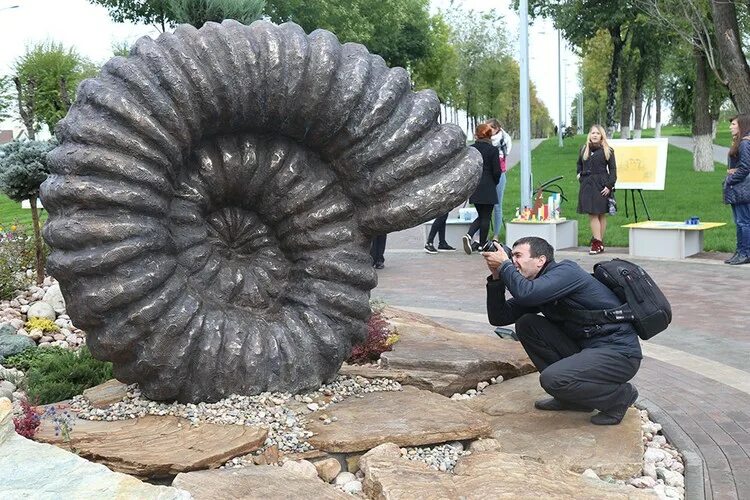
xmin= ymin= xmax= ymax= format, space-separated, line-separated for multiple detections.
xmin=0 ymin=76 xmax=14 ymax=123
xmin=0 ymin=140 xmax=56 ymax=285
xmin=89 ymin=0 xmax=263 ymax=30
xmin=13 ymin=42 xmax=98 ymax=139
xmin=264 ymin=0 xmax=432 ymax=70
xmin=169 ymin=0 xmax=264 ymax=27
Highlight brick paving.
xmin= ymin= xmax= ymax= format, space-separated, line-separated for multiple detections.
xmin=372 ymin=226 xmax=750 ymax=499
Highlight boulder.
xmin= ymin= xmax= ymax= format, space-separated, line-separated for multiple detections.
xmin=281 ymin=459 xmax=318 ymax=480
xmin=358 ymin=441 xmax=656 ymax=499
xmin=0 ymin=381 xmax=15 ymax=401
xmin=36 ymin=414 xmax=267 ymax=478
xmin=0 ymin=333 xmax=35 ymax=360
xmin=467 ymin=373 xmax=643 ymax=479
xmin=173 ymin=466 xmax=350 ymax=499
xmin=42 ymin=283 xmax=66 ymax=314
xmin=0 ymin=323 xmax=15 ymax=336
xmin=314 ymin=457 xmax=342 ymax=482
xmin=82 ymin=379 xmax=129 ymax=408
xmin=307 ymin=386 xmax=491 ymax=453
xmin=26 ymin=301 xmax=56 ymax=321
xmin=340 ymin=306 xmax=534 ymax=396
xmin=0 ymin=398 xmax=190 ymax=499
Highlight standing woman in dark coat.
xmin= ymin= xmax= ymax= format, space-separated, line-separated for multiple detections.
xmin=463 ymin=123 xmax=501 ymax=254
xmin=724 ymin=115 xmax=750 ymax=265
xmin=577 ymin=124 xmax=616 ymax=254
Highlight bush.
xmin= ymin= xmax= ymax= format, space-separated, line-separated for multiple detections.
xmin=348 ymin=307 xmax=399 ymax=364
xmin=3 ymin=347 xmax=113 ymax=405
xmin=24 ymin=317 xmax=60 ymax=333
xmin=13 ymin=399 xmax=41 ymax=439
xmin=0 ymin=225 xmax=35 ymax=300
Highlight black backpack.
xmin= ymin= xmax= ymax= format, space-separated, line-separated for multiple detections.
xmin=565 ymin=259 xmax=672 ymax=340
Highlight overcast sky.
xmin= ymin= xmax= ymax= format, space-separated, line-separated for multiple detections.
xmin=0 ymin=0 xmax=580 ymax=130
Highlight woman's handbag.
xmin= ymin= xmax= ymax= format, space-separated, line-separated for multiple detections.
xmin=607 ymin=191 xmax=617 ymax=215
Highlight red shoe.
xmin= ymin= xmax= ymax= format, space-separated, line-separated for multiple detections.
xmin=589 ymin=239 xmax=604 ymax=255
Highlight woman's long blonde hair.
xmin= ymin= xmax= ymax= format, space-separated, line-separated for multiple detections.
xmin=582 ymin=124 xmax=611 ymax=161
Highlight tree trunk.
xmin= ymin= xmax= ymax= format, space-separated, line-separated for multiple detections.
xmin=633 ymin=60 xmax=647 ymax=139
xmin=655 ymin=61 xmax=663 ymax=137
xmin=606 ymin=26 xmax=624 ymax=136
xmin=29 ymin=197 xmax=45 ymax=285
xmin=711 ymin=0 xmax=750 ymax=113
xmin=693 ymin=44 xmax=714 ymax=172
xmin=620 ymin=56 xmax=633 ymax=140
xmin=13 ymin=77 xmax=35 ymax=140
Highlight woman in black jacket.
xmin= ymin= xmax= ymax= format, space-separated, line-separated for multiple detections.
xmin=577 ymin=124 xmax=616 ymax=254
xmin=724 ymin=115 xmax=750 ymax=265
xmin=463 ymin=123 xmax=501 ymax=254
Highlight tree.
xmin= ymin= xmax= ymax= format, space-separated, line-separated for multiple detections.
xmin=711 ymin=0 xmax=750 ymax=113
xmin=0 ymin=140 xmax=56 ymax=285
xmin=264 ymin=0 xmax=433 ymax=70
xmin=0 ymin=76 xmax=13 ymax=124
xmin=524 ymin=0 xmax=639 ymax=134
xmin=89 ymin=0 xmax=263 ymax=30
xmin=13 ymin=42 xmax=98 ymax=138
xmin=169 ymin=0 xmax=264 ymax=27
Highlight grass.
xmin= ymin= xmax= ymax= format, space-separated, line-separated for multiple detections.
xmin=0 ymin=196 xmax=47 ymax=229
xmin=502 ymin=135 xmax=736 ymax=252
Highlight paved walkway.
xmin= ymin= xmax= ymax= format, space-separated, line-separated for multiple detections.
xmin=668 ymin=136 xmax=730 ymax=165
xmin=371 ymin=228 xmax=750 ymax=499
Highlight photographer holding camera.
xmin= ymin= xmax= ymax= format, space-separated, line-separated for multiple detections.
xmin=482 ymin=236 xmax=642 ymax=425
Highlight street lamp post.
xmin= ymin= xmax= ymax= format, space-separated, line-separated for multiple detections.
xmin=557 ymin=30 xmax=563 ymax=147
xmin=519 ymin=0 xmax=532 ymax=210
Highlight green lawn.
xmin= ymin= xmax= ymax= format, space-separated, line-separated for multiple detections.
xmin=502 ymin=136 xmax=736 ymax=252
xmin=0 ymin=196 xmax=46 ymax=231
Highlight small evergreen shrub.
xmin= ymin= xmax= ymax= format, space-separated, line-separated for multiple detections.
xmin=0 ymin=225 xmax=35 ymax=300
xmin=4 ymin=347 xmax=113 ymax=405
xmin=348 ymin=307 xmax=399 ymax=364
xmin=24 ymin=317 xmax=60 ymax=333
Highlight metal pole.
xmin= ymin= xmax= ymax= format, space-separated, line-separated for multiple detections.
xmin=557 ymin=30 xmax=563 ymax=147
xmin=519 ymin=0 xmax=532 ymax=209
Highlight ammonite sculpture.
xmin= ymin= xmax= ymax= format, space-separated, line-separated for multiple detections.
xmin=40 ymin=20 xmax=481 ymax=403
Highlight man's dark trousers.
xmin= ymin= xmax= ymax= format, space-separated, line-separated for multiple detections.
xmin=515 ymin=314 xmax=640 ymax=412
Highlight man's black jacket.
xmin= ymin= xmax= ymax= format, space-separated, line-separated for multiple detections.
xmin=486 ymin=259 xmax=642 ymax=358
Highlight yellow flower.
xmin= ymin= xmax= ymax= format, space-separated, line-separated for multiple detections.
xmin=10 ymin=225 xmax=16 ymax=232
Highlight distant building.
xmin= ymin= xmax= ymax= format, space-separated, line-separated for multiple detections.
xmin=0 ymin=130 xmax=12 ymax=144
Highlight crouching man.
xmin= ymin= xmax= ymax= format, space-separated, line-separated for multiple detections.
xmin=482 ymin=236 xmax=641 ymax=425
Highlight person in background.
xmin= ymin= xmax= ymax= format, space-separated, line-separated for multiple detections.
xmin=576 ymin=124 xmax=616 ymax=255
xmin=370 ymin=234 xmax=387 ymax=269
xmin=463 ymin=124 xmax=501 ymax=254
xmin=724 ymin=115 xmax=750 ymax=265
xmin=424 ymin=212 xmax=456 ymax=254
xmin=486 ymin=118 xmax=511 ymax=242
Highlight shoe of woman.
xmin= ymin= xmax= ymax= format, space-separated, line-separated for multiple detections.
xmin=724 ymin=252 xmax=739 ymax=264
xmin=728 ymin=253 xmax=750 ymax=265
xmin=462 ymin=234 xmax=473 ymax=255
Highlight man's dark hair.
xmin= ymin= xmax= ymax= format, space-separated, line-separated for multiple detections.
xmin=512 ymin=236 xmax=555 ymax=262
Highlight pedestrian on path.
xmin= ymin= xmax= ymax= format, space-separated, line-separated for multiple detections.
xmin=487 ymin=118 xmax=511 ymax=242
xmin=724 ymin=115 xmax=750 ymax=265
xmin=424 ymin=212 xmax=456 ymax=254
xmin=482 ymin=236 xmax=641 ymax=425
xmin=370 ymin=234 xmax=387 ymax=269
xmin=576 ymin=124 xmax=616 ymax=255
xmin=462 ymin=124 xmax=500 ymax=254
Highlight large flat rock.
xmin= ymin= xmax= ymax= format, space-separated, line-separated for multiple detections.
xmin=0 ymin=398 xmax=189 ymax=499
xmin=307 ymin=386 xmax=491 ymax=453
xmin=341 ymin=306 xmax=534 ymax=396
xmin=82 ymin=379 xmax=129 ymax=408
xmin=173 ymin=466 xmax=350 ymax=499
xmin=36 ymin=414 xmax=267 ymax=478
xmin=467 ymin=373 xmax=644 ymax=479
xmin=360 ymin=443 xmax=656 ymax=499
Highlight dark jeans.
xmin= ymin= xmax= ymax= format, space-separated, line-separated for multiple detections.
xmin=467 ymin=204 xmax=494 ymax=245
xmin=427 ymin=212 xmax=449 ymax=245
xmin=515 ymin=314 xmax=640 ymax=412
xmin=370 ymin=234 xmax=387 ymax=265
xmin=731 ymin=203 xmax=750 ymax=255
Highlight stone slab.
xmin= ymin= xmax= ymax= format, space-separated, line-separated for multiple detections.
xmin=307 ymin=386 xmax=491 ymax=453
xmin=342 ymin=306 xmax=534 ymax=396
xmin=0 ymin=398 xmax=190 ymax=499
xmin=359 ymin=443 xmax=656 ymax=499
xmin=173 ymin=466 xmax=350 ymax=499
xmin=467 ymin=373 xmax=644 ymax=479
xmin=36 ymin=414 xmax=267 ymax=478
xmin=82 ymin=379 xmax=129 ymax=408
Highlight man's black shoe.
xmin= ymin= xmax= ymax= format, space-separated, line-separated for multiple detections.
xmin=534 ymin=397 xmax=593 ymax=412
xmin=724 ymin=252 xmax=738 ymax=264
xmin=437 ymin=243 xmax=456 ymax=252
xmin=728 ymin=253 xmax=750 ymax=265
xmin=374 ymin=262 xmax=384 ymax=269
xmin=590 ymin=385 xmax=639 ymax=425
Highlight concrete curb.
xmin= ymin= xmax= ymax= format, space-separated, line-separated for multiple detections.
xmin=636 ymin=398 xmax=706 ymax=500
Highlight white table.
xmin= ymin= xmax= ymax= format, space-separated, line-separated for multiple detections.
xmin=623 ymin=221 xmax=726 ymax=259
xmin=505 ymin=219 xmax=578 ymax=250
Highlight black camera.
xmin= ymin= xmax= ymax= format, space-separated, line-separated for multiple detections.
xmin=481 ymin=240 xmax=512 ymax=256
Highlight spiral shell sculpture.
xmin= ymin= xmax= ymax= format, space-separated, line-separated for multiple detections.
xmin=40 ymin=20 xmax=481 ymax=403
